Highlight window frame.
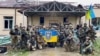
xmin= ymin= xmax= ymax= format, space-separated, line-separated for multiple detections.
xmin=4 ymin=16 xmax=13 ymax=30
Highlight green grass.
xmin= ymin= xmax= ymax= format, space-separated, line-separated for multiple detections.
xmin=92 ymin=38 xmax=100 ymax=56
xmin=7 ymin=49 xmax=29 ymax=56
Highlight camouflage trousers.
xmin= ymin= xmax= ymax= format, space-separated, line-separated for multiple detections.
xmin=11 ymin=35 xmax=21 ymax=48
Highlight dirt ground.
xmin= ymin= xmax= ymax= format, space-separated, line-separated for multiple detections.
xmin=0 ymin=47 xmax=82 ymax=56
xmin=28 ymin=47 xmax=82 ymax=56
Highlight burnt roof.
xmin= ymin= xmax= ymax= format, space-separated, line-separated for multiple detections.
xmin=19 ymin=1 xmax=86 ymax=17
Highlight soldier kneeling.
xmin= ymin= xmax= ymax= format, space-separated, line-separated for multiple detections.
xmin=27 ymin=36 xmax=37 ymax=51
xmin=82 ymin=37 xmax=93 ymax=54
xmin=37 ymin=34 xmax=46 ymax=50
xmin=64 ymin=34 xmax=74 ymax=52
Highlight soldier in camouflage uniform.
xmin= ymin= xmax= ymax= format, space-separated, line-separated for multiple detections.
xmin=59 ymin=26 xmax=65 ymax=47
xmin=77 ymin=24 xmax=86 ymax=54
xmin=10 ymin=25 xmax=21 ymax=49
xmin=63 ymin=24 xmax=75 ymax=51
xmin=87 ymin=25 xmax=96 ymax=43
xmin=82 ymin=37 xmax=93 ymax=54
xmin=27 ymin=26 xmax=37 ymax=51
xmin=19 ymin=26 xmax=28 ymax=49
xmin=83 ymin=23 xmax=89 ymax=36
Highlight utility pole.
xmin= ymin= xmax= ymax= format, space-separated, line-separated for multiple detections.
xmin=14 ymin=6 xmax=17 ymax=26
xmin=14 ymin=0 xmax=18 ymax=26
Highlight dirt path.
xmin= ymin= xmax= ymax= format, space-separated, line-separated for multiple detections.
xmin=28 ymin=47 xmax=82 ymax=56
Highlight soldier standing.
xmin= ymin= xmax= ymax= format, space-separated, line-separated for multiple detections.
xmin=77 ymin=24 xmax=86 ymax=54
xmin=59 ymin=26 xmax=65 ymax=47
xmin=64 ymin=24 xmax=75 ymax=51
xmin=10 ymin=25 xmax=21 ymax=49
xmin=20 ymin=26 xmax=28 ymax=49
xmin=10 ymin=27 xmax=15 ymax=48
xmin=83 ymin=23 xmax=89 ymax=36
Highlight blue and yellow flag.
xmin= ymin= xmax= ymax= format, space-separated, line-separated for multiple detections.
xmin=39 ymin=29 xmax=58 ymax=42
xmin=85 ymin=5 xmax=96 ymax=20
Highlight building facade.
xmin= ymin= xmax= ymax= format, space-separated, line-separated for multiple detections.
xmin=0 ymin=0 xmax=85 ymax=36
xmin=0 ymin=0 xmax=29 ymax=35
xmin=0 ymin=1 xmax=86 ymax=35
xmin=20 ymin=1 xmax=85 ymax=28
xmin=27 ymin=16 xmax=80 ymax=27
xmin=0 ymin=8 xmax=27 ymax=35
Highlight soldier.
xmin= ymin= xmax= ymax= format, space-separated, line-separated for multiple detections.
xmin=64 ymin=24 xmax=70 ymax=37
xmin=64 ymin=24 xmax=75 ymax=51
xmin=31 ymin=26 xmax=38 ymax=50
xmin=83 ymin=23 xmax=89 ymax=36
xmin=27 ymin=26 xmax=37 ymax=50
xmin=64 ymin=24 xmax=74 ymax=38
xmin=10 ymin=27 xmax=15 ymax=48
xmin=64 ymin=32 xmax=75 ymax=51
xmin=10 ymin=25 xmax=21 ymax=49
xmin=82 ymin=37 xmax=93 ymax=54
xmin=27 ymin=34 xmax=37 ymax=51
xmin=77 ymin=24 xmax=86 ymax=43
xmin=87 ymin=25 xmax=96 ymax=43
xmin=27 ymin=25 xmax=32 ymax=36
xmin=37 ymin=33 xmax=46 ymax=50
xmin=77 ymin=24 xmax=86 ymax=54
xmin=20 ymin=26 xmax=28 ymax=49
xmin=59 ymin=26 xmax=65 ymax=47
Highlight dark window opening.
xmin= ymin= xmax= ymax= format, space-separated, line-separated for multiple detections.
xmin=40 ymin=17 xmax=44 ymax=25
xmin=63 ymin=17 xmax=68 ymax=23
xmin=4 ymin=20 xmax=8 ymax=28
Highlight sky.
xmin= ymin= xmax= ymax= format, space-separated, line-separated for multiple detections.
xmin=0 ymin=0 xmax=99 ymax=6
xmin=39 ymin=0 xmax=100 ymax=5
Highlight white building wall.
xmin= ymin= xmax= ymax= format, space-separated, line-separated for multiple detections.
xmin=0 ymin=8 xmax=27 ymax=35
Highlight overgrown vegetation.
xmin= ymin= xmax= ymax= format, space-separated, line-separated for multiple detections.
xmin=92 ymin=38 xmax=100 ymax=56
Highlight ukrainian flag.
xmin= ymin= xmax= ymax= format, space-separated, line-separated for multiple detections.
xmin=85 ymin=5 xmax=96 ymax=20
xmin=39 ymin=29 xmax=58 ymax=42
